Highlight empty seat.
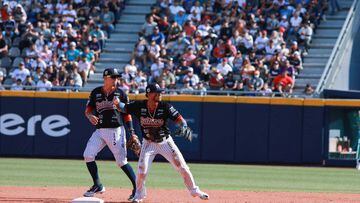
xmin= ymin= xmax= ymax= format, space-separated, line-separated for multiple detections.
xmin=12 ymin=37 xmax=21 ymax=47
xmin=0 ymin=56 xmax=12 ymax=68
xmin=4 ymin=77 xmax=13 ymax=86
xmin=8 ymin=47 xmax=20 ymax=58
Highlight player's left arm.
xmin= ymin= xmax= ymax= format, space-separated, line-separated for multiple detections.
xmin=168 ymin=103 xmax=193 ymax=142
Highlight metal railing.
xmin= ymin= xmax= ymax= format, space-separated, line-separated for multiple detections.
xmin=316 ymin=0 xmax=360 ymax=93
xmin=0 ymin=84 xmax=319 ymax=97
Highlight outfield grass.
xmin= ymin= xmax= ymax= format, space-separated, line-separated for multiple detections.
xmin=1 ymin=158 xmax=360 ymax=193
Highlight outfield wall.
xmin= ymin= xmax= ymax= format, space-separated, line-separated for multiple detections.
xmin=0 ymin=91 xmax=359 ymax=165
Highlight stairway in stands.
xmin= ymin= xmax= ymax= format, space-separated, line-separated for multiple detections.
xmin=84 ymin=0 xmax=155 ymax=90
xmin=294 ymin=0 xmax=354 ymax=94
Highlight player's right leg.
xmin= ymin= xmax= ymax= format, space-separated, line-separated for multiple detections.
xmin=132 ymin=139 xmax=157 ymax=203
xmin=102 ymin=127 xmax=137 ymax=201
xmin=83 ymin=130 xmax=107 ymax=197
xmin=160 ymin=137 xmax=209 ymax=200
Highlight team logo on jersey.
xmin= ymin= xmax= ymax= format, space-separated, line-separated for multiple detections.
xmin=141 ymin=108 xmax=147 ymax=113
xmin=140 ymin=117 xmax=164 ymax=127
xmin=96 ymin=101 xmax=115 ymax=112
xmin=96 ymin=94 xmax=102 ymax=97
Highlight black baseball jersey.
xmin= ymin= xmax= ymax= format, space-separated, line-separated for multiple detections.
xmin=87 ymin=86 xmax=129 ymax=129
xmin=125 ymin=100 xmax=180 ymax=141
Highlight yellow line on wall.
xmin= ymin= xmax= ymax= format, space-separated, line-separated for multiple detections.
xmin=270 ymin=98 xmax=304 ymax=106
xmin=324 ymin=99 xmax=360 ymax=107
xmin=304 ymin=99 xmax=325 ymax=106
xmin=0 ymin=90 xmax=35 ymax=97
xmin=236 ymin=97 xmax=270 ymax=104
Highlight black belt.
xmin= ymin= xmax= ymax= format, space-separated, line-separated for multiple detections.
xmin=145 ymin=135 xmax=169 ymax=143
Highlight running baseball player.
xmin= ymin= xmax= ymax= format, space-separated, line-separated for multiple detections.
xmin=83 ymin=68 xmax=137 ymax=200
xmin=113 ymin=83 xmax=209 ymax=202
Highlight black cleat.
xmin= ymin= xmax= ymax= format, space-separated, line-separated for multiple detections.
xmin=128 ymin=190 xmax=136 ymax=201
xmin=83 ymin=184 xmax=105 ymax=197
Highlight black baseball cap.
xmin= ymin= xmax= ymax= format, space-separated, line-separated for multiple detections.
xmin=103 ymin=68 xmax=120 ymax=77
xmin=146 ymin=83 xmax=163 ymax=94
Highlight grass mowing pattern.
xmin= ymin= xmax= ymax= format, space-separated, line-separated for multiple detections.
xmin=1 ymin=158 xmax=360 ymax=193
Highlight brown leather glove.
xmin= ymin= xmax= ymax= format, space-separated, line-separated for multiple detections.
xmin=127 ymin=134 xmax=141 ymax=157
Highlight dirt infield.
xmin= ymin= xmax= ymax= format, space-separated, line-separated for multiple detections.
xmin=1 ymin=186 xmax=360 ymax=203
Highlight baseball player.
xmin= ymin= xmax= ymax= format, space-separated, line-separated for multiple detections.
xmin=113 ymin=83 xmax=209 ymax=202
xmin=83 ymin=68 xmax=137 ymax=200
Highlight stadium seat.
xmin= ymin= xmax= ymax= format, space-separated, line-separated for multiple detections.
xmin=0 ymin=56 xmax=12 ymax=69
xmin=9 ymin=47 xmax=21 ymax=59
xmin=12 ymin=37 xmax=21 ymax=47
xmin=12 ymin=57 xmax=24 ymax=68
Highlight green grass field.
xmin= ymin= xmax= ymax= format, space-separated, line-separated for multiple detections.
xmin=1 ymin=158 xmax=360 ymax=193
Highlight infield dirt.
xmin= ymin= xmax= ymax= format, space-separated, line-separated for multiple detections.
xmin=1 ymin=186 xmax=360 ymax=202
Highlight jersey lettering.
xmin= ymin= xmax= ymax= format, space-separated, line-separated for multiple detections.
xmin=140 ymin=117 xmax=164 ymax=127
xmin=96 ymin=100 xmax=115 ymax=113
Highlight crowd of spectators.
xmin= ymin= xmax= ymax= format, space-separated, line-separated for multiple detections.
xmin=0 ymin=0 xmax=125 ymax=91
xmin=121 ymin=0 xmax=327 ymax=96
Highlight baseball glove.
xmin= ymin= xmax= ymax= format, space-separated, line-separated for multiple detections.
xmin=174 ymin=126 xmax=193 ymax=142
xmin=127 ymin=135 xmax=141 ymax=156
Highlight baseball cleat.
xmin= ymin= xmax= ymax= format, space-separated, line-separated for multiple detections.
xmin=128 ymin=189 xmax=137 ymax=201
xmin=128 ymin=194 xmax=135 ymax=201
xmin=191 ymin=187 xmax=209 ymax=200
xmin=199 ymin=192 xmax=209 ymax=200
xmin=83 ymin=184 xmax=105 ymax=197
xmin=132 ymin=198 xmax=143 ymax=203
xmin=131 ymin=191 xmax=146 ymax=203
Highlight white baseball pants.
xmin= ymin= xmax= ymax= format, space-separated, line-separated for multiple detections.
xmin=135 ymin=136 xmax=199 ymax=199
xmin=83 ymin=127 xmax=128 ymax=167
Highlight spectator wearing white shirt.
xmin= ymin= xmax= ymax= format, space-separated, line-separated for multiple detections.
xmin=150 ymin=58 xmax=164 ymax=82
xmin=56 ymin=0 xmax=68 ymax=15
xmin=255 ymin=30 xmax=269 ymax=52
xmin=35 ymin=32 xmax=45 ymax=52
xmin=134 ymin=70 xmax=147 ymax=93
xmin=36 ymin=74 xmax=52 ymax=91
xmin=62 ymin=4 xmax=77 ymax=23
xmin=187 ymin=9 xmax=200 ymax=23
xmin=69 ymin=66 xmax=83 ymax=88
xmin=39 ymin=44 xmax=53 ymax=64
xmin=180 ymin=80 xmax=194 ymax=94
xmin=190 ymin=1 xmax=203 ymax=16
xmin=142 ymin=15 xmax=158 ymax=37
xmin=169 ymin=1 xmax=184 ymax=16
xmin=298 ymin=22 xmax=313 ymax=53
xmin=290 ymin=12 xmax=302 ymax=34
xmin=216 ymin=58 xmax=233 ymax=76
xmin=125 ymin=59 xmax=138 ymax=77
xmin=242 ymin=31 xmax=254 ymax=51
xmin=147 ymin=40 xmax=161 ymax=62
xmin=11 ymin=79 xmax=23 ymax=91
xmin=78 ymin=55 xmax=91 ymax=84
xmin=182 ymin=67 xmax=199 ymax=87
xmin=30 ymin=57 xmax=47 ymax=72
xmin=265 ymin=40 xmax=280 ymax=61
xmin=11 ymin=62 xmax=30 ymax=82
xmin=279 ymin=15 xmax=289 ymax=31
